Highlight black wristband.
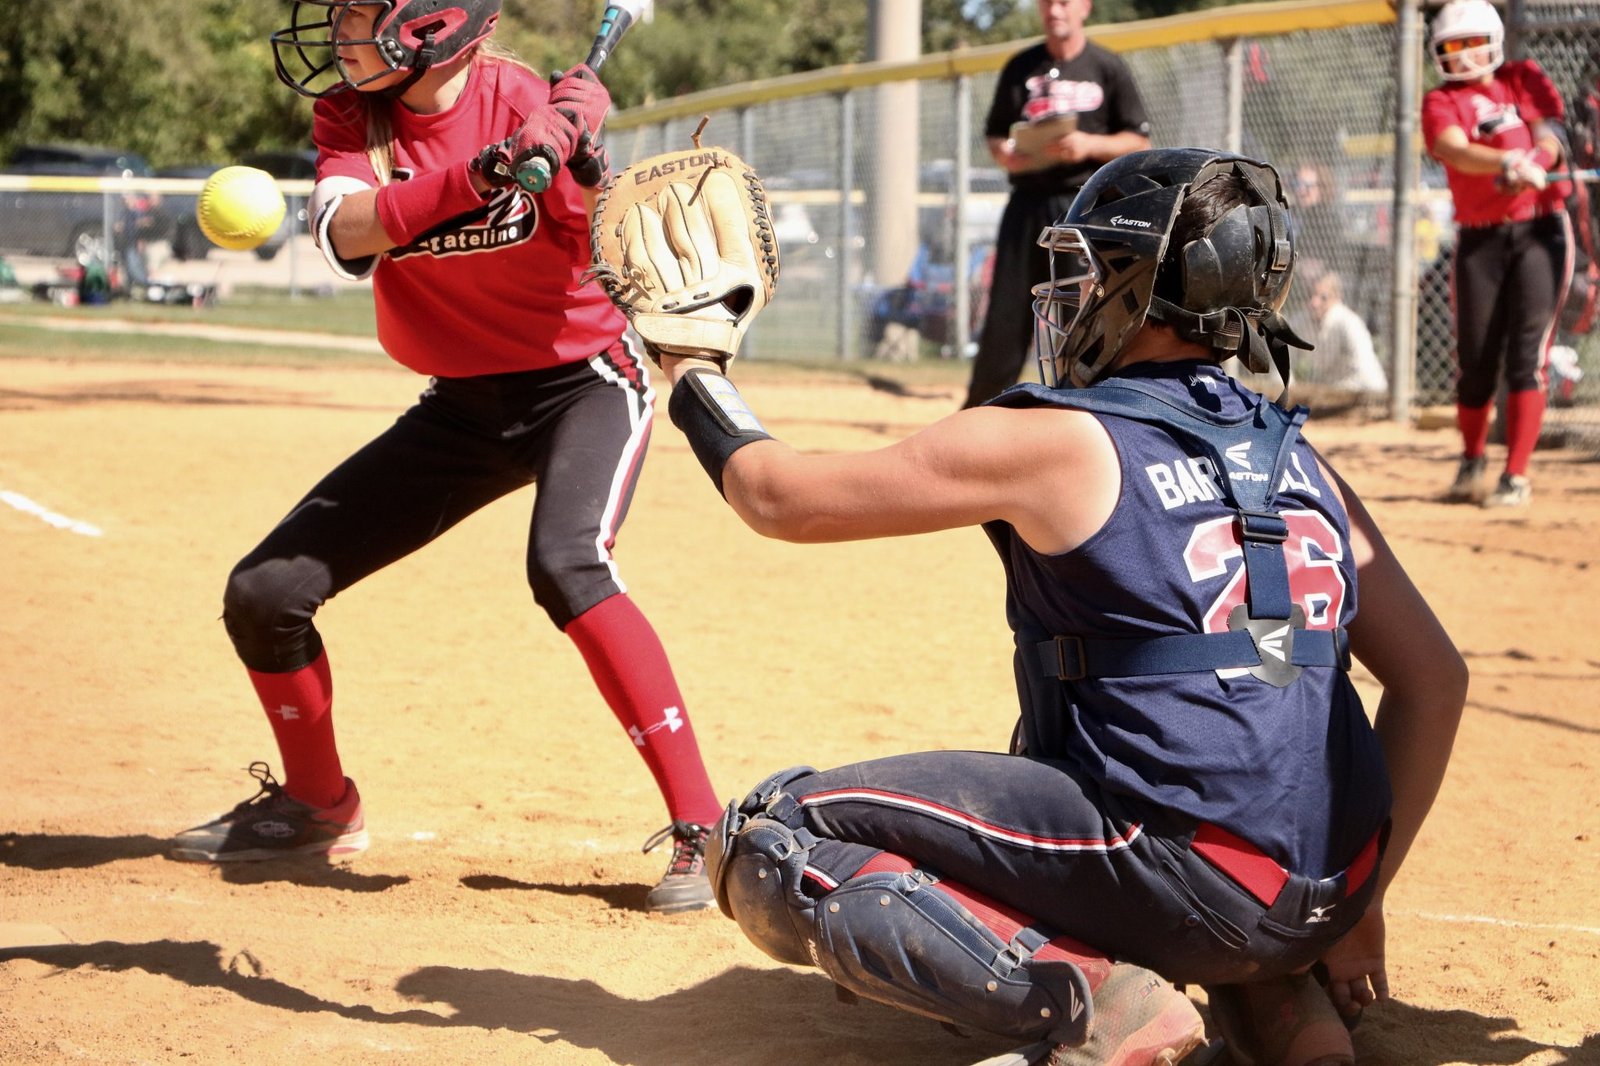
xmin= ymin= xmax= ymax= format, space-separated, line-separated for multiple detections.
xmin=667 ymin=369 xmax=774 ymax=497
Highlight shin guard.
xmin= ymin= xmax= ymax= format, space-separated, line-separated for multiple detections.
xmin=708 ymin=769 xmax=1097 ymax=1045
xmin=813 ymin=867 xmax=1095 ymax=1045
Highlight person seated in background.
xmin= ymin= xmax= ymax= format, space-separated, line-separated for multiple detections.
xmin=1305 ymin=268 xmax=1388 ymax=399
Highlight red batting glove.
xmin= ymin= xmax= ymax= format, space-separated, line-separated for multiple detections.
xmin=549 ymin=64 xmax=611 ymax=143
xmin=502 ymin=105 xmax=581 ymax=182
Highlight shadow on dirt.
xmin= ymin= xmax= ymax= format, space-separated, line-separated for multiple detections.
xmin=0 ymin=832 xmax=408 ymax=890
xmin=0 ymin=941 xmax=1588 ymax=1066
xmin=459 ymin=872 xmax=649 ymax=912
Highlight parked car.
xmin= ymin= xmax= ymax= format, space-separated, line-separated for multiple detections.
xmin=0 ymin=144 xmax=162 ymax=262
xmin=866 ymin=240 xmax=994 ymax=355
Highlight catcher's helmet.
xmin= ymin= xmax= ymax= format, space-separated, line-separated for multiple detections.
xmin=1031 ymin=147 xmax=1309 ymax=390
xmin=272 ymin=0 xmax=501 ymax=98
xmin=1428 ymin=0 xmax=1505 ymax=83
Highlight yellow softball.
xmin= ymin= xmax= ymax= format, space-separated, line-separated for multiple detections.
xmin=196 ymin=166 xmax=287 ymax=251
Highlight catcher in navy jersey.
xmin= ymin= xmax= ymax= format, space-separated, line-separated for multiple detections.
xmin=627 ymin=149 xmax=1467 ymax=1064
xmin=170 ymin=0 xmax=723 ymax=913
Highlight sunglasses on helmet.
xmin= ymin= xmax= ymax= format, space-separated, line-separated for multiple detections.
xmin=1438 ymin=35 xmax=1492 ymax=54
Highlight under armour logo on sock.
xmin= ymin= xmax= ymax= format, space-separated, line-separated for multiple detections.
xmin=628 ymin=705 xmax=683 ymax=747
xmin=269 ymin=704 xmax=301 ymax=721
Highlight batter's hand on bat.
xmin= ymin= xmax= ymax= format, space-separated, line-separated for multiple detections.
xmin=551 ymin=65 xmax=612 ymax=188
xmin=549 ymin=65 xmax=611 ymax=143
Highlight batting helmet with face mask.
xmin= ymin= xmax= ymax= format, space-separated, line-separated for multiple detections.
xmin=1031 ymin=147 xmax=1311 ymax=393
xmin=272 ymin=0 xmax=501 ymax=98
xmin=1428 ymin=0 xmax=1505 ymax=83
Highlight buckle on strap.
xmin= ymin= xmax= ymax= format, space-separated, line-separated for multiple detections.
xmin=1049 ymin=635 xmax=1087 ymax=681
xmin=1237 ymin=509 xmax=1288 ymax=543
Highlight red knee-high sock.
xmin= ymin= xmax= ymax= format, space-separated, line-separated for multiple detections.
xmin=1503 ymin=388 xmax=1545 ymax=477
xmin=843 ymin=851 xmax=1116 ymax=990
xmin=247 ymin=649 xmax=346 ymax=809
xmin=565 ymin=594 xmax=722 ymax=826
xmin=1456 ymin=401 xmax=1492 ymax=459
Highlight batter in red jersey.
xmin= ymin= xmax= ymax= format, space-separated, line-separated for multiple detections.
xmin=1421 ymin=0 xmax=1573 ymax=508
xmin=172 ymin=0 xmax=723 ymax=913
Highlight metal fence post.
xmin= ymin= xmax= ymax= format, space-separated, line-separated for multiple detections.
xmin=954 ymin=74 xmax=973 ymax=362
xmin=101 ymin=191 xmax=116 ymax=279
xmin=1224 ymin=37 xmax=1243 ymax=154
xmin=838 ymin=89 xmax=857 ymax=361
xmin=1389 ymin=0 xmax=1423 ymax=420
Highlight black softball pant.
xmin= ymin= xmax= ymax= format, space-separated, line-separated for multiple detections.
xmin=1451 ymin=212 xmax=1572 ymax=408
xmin=963 ymin=188 xmax=1079 ymax=409
xmin=223 ymin=344 xmax=654 ymax=672
xmin=782 ymin=751 xmax=1382 ymax=987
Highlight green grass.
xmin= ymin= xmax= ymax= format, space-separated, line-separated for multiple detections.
xmin=0 ymin=286 xmax=378 ymax=335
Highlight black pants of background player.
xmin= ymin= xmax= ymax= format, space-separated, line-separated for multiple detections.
xmin=962 ymin=188 xmax=1079 ymax=409
xmin=1452 ymin=212 xmax=1571 ymax=408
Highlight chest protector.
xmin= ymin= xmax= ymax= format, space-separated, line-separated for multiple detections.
xmin=1000 ymin=377 xmax=1348 ymax=689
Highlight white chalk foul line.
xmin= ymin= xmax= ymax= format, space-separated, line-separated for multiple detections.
xmin=1400 ymin=909 xmax=1600 ymax=937
xmin=1 ymin=489 xmax=103 ymax=536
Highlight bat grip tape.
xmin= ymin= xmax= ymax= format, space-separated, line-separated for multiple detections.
xmin=667 ymin=368 xmax=773 ymax=498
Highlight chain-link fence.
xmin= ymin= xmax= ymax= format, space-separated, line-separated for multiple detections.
xmin=2 ymin=0 xmax=1596 ymax=451
xmin=0 ymin=172 xmax=318 ymax=307
xmin=605 ymin=0 xmax=1600 ymax=452
xmin=1516 ymin=0 xmax=1600 ymax=454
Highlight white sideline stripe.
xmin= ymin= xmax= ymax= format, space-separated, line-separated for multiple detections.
xmin=1 ymin=489 xmax=103 ymax=536
xmin=1401 ymin=909 xmax=1600 ymax=937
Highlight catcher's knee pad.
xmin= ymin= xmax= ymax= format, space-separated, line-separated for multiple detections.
xmin=222 ymin=555 xmax=329 ymax=672
xmin=711 ymin=812 xmax=825 ymax=967
xmin=812 ymin=869 xmax=1094 ymax=1046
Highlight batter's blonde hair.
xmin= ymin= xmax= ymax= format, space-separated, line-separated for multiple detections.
xmin=361 ymin=40 xmax=536 ymax=185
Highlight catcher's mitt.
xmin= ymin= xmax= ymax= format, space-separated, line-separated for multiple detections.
xmin=590 ymin=144 xmax=779 ymax=366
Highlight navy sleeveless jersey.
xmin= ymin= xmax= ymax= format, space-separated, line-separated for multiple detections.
xmin=985 ymin=362 xmax=1391 ymax=878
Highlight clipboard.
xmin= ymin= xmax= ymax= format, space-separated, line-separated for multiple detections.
xmin=1009 ymin=113 xmax=1078 ymax=172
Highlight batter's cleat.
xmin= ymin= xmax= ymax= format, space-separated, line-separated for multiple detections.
xmin=1444 ymin=455 xmax=1487 ymax=503
xmin=642 ymin=820 xmax=716 ymax=914
xmin=171 ymin=761 xmax=368 ymax=863
xmin=1481 ymin=472 xmax=1531 ymax=508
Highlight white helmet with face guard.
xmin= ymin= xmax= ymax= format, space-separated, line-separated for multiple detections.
xmin=1429 ymin=0 xmax=1505 ymax=82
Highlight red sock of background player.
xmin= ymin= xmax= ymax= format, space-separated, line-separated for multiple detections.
xmin=1456 ymin=401 xmax=1492 ymax=459
xmin=1503 ymin=388 xmax=1545 ymax=477
xmin=247 ymin=649 xmax=347 ymax=809
xmin=565 ymin=594 xmax=722 ymax=827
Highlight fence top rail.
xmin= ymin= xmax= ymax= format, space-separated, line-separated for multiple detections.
xmin=0 ymin=175 xmax=315 ymax=196
xmin=610 ymin=0 xmax=1395 ymax=131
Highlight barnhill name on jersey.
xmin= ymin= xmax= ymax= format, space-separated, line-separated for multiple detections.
xmin=391 ymin=185 xmax=537 ymax=261
xmin=1143 ymin=449 xmax=1324 ymax=511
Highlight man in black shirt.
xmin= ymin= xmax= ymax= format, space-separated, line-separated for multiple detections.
xmin=962 ymin=0 xmax=1151 ymax=408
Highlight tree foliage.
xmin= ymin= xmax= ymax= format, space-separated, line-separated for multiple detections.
xmin=0 ymin=0 xmax=1248 ymax=169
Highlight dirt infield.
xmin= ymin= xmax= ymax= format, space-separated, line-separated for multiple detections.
xmin=2 ymin=356 xmax=1597 ymax=1065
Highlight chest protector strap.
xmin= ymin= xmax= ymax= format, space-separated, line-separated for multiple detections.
xmin=1036 ymin=378 xmax=1344 ymax=688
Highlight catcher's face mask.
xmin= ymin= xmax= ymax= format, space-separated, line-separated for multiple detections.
xmin=272 ymin=0 xmax=501 ymax=98
xmin=1030 ymin=227 xmax=1102 ymax=389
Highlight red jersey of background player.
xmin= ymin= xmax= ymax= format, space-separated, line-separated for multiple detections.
xmin=313 ymin=60 xmax=624 ymax=376
xmin=1422 ymin=59 xmax=1572 ymax=227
